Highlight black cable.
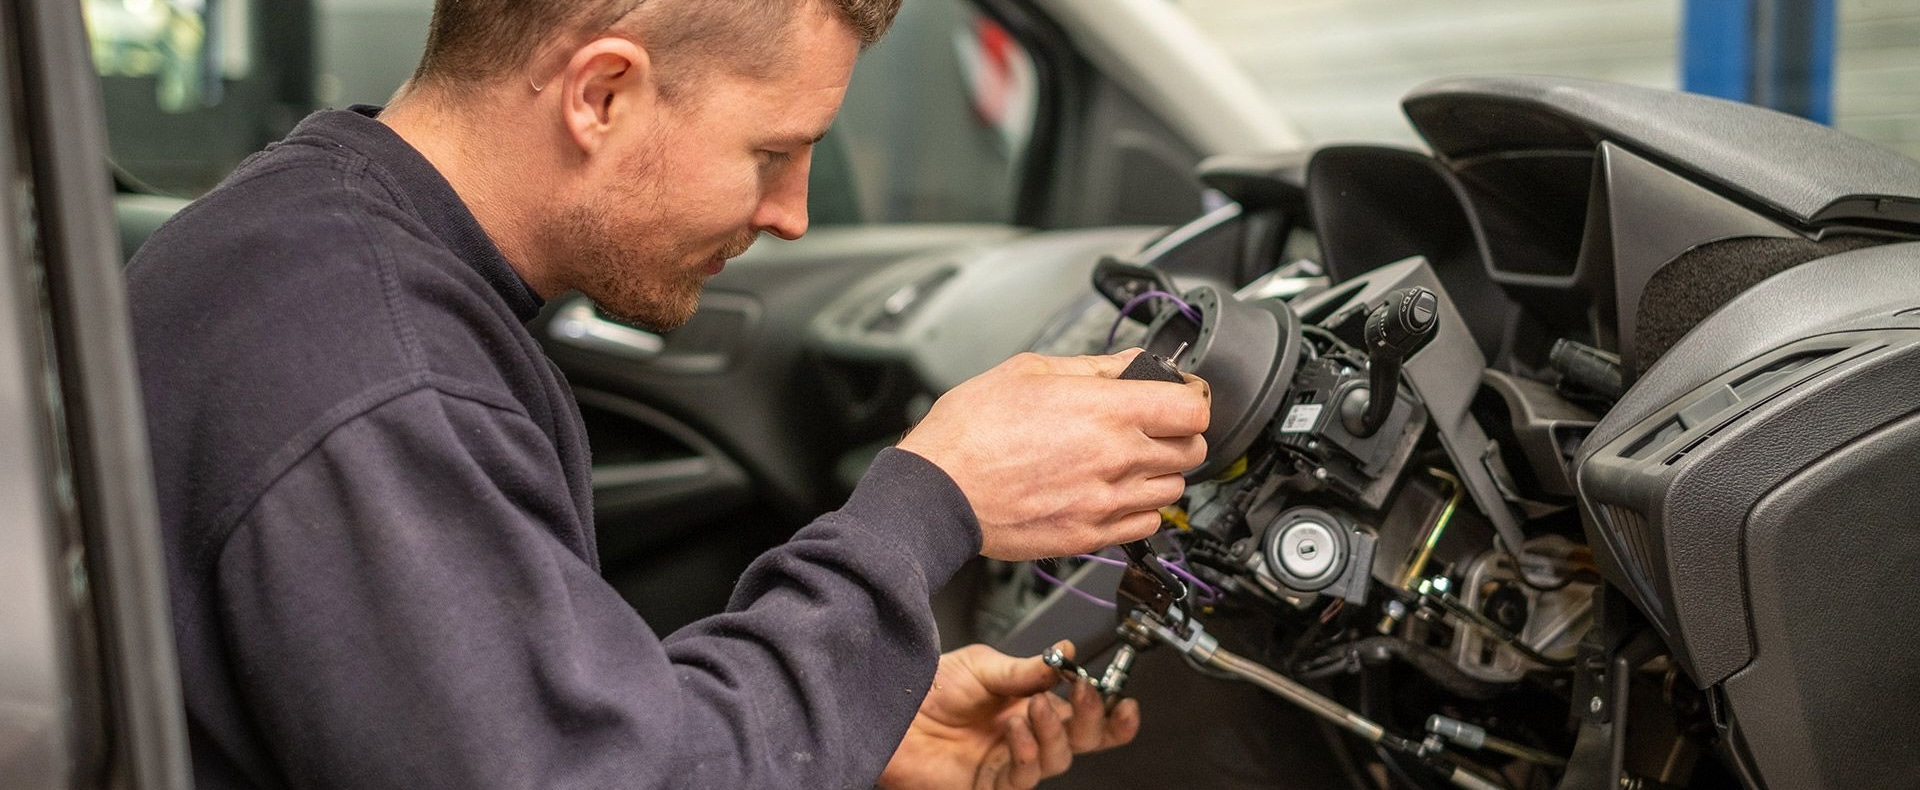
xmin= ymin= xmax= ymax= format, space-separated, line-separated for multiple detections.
xmin=1302 ymin=323 xmax=1361 ymax=357
xmin=1228 ymin=451 xmax=1279 ymax=512
xmin=1374 ymin=744 xmax=1430 ymax=790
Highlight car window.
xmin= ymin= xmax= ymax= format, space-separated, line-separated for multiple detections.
xmin=87 ymin=0 xmax=1041 ymax=229
xmin=823 ymin=0 xmax=1039 ymax=225
xmin=88 ymin=0 xmax=287 ymax=195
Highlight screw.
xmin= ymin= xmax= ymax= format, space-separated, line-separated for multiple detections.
xmin=1385 ymin=600 xmax=1408 ymax=620
xmin=1589 ymin=696 xmax=1604 ymax=714
xmin=1313 ymin=468 xmax=1329 ymax=481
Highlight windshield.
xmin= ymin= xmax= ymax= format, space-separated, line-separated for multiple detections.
xmin=1172 ymin=0 xmax=1919 ymax=162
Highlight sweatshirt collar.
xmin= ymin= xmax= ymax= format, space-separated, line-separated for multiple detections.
xmin=291 ymin=106 xmax=546 ymax=322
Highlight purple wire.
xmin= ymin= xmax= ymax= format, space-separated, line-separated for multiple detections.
xmin=1152 ymin=539 xmax=1225 ymax=603
xmin=1031 ymin=564 xmax=1117 ymax=610
xmin=1164 ymin=561 xmax=1223 ymax=604
xmin=1069 ymin=550 xmax=1223 ymax=605
xmin=1103 ymin=290 xmax=1201 ymax=353
xmin=1029 ymin=529 xmax=1226 ymax=609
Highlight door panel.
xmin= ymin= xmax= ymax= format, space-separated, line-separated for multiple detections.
xmin=534 ymin=225 xmax=1025 ymax=632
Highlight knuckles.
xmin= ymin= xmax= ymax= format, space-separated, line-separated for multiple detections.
xmin=1182 ymin=436 xmax=1209 ymax=469
xmin=1173 ymin=391 xmax=1212 ymax=434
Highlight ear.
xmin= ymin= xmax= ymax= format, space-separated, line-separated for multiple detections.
xmin=557 ymin=36 xmax=657 ymax=157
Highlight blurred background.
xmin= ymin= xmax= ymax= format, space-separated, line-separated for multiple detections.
xmin=84 ymin=0 xmax=1920 ymax=214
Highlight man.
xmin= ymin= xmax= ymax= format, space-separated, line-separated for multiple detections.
xmin=128 ymin=0 xmax=1211 ymax=788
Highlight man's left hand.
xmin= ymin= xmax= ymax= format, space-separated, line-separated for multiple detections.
xmin=878 ymin=642 xmax=1140 ymax=789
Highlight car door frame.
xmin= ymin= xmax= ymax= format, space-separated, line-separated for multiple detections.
xmin=3 ymin=0 xmax=191 ymax=787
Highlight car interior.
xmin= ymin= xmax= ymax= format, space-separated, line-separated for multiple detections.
xmin=13 ymin=0 xmax=1920 ymax=788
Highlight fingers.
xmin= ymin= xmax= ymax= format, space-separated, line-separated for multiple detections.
xmin=1017 ymin=345 xmax=1216 ymax=434
xmin=1103 ymin=698 xmax=1142 ymax=750
xmin=964 ymin=644 xmax=1062 ymax=698
xmin=901 ymin=349 xmax=1210 ymax=561
xmin=1132 ymin=379 xmax=1212 ymax=438
xmin=995 ymin=692 xmax=1071 ymax=790
xmin=1065 ymin=679 xmax=1107 ymax=752
xmin=1002 ymin=716 xmax=1042 ymax=790
xmin=1060 ymin=676 xmax=1141 ymax=755
xmin=1020 ymin=348 xmax=1143 ymax=379
xmin=1030 ymin=695 xmax=1074 ymax=777
xmin=1113 ymin=509 xmax=1166 ymax=546
xmin=1151 ymin=434 xmax=1209 ymax=474
xmin=964 ymin=639 xmax=1138 ymax=790
xmin=1057 ymin=372 xmax=1208 ymax=439
xmin=1019 ymin=352 xmax=1209 ymax=436
xmin=974 ymin=745 xmax=1009 ymax=790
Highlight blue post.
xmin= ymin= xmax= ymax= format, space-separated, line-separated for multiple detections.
xmin=1683 ymin=0 xmax=1754 ymax=102
xmin=1683 ymin=0 xmax=1837 ymax=123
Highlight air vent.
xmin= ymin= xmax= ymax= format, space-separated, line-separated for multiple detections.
xmin=1726 ymin=350 xmax=1833 ymax=395
xmin=1602 ymin=504 xmax=1665 ymax=618
xmin=1623 ymin=346 xmax=1848 ymax=462
xmin=866 ymin=266 xmax=958 ymax=334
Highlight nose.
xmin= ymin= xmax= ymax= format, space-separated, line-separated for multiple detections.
xmin=753 ymin=149 xmax=813 ymax=241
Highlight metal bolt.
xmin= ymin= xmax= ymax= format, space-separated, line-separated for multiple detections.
xmin=1313 ymin=468 xmax=1329 ymax=481
xmin=1385 ymin=600 xmax=1408 ymax=620
xmin=1588 ymin=696 xmax=1604 ymax=714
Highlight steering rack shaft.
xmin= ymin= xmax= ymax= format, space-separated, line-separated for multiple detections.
xmin=1185 ymin=640 xmax=1503 ymax=790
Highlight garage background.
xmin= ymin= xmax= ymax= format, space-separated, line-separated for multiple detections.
xmin=307 ymin=0 xmax=1920 ymax=161
xmin=1181 ymin=0 xmax=1918 ymax=161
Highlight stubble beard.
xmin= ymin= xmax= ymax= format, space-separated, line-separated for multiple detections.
xmin=558 ymin=201 xmax=705 ymax=332
xmin=551 ymin=153 xmax=757 ymax=333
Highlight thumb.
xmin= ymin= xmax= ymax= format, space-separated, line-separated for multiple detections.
xmin=969 ymin=641 xmax=1074 ymax=698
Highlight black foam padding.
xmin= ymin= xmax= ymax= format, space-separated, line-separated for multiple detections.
xmin=1118 ymin=351 xmax=1186 ymax=384
xmin=1582 ymin=242 xmax=1920 ymax=457
xmin=1633 ymin=235 xmax=1884 ymax=375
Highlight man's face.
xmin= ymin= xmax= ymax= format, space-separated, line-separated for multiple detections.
xmin=554 ymin=10 xmax=859 ymax=331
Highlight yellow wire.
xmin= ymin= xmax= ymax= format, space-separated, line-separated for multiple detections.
xmin=1214 ymin=455 xmax=1250 ymax=482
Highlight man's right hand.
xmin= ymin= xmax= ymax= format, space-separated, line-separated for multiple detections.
xmin=896 ymin=349 xmax=1210 ymax=561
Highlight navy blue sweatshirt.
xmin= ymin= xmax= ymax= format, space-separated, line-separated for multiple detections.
xmin=127 ymin=107 xmax=982 ymax=790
